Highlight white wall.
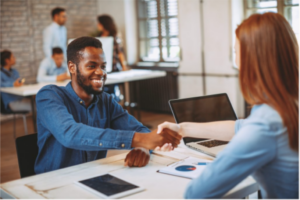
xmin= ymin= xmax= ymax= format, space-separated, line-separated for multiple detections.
xmin=177 ymin=0 xmax=245 ymax=118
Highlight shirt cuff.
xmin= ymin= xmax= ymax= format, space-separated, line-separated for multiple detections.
xmin=234 ymin=119 xmax=245 ymax=135
xmin=81 ymin=130 xmax=135 ymax=150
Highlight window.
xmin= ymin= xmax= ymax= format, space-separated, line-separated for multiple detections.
xmin=244 ymin=0 xmax=299 ymax=41
xmin=137 ymin=0 xmax=180 ymax=63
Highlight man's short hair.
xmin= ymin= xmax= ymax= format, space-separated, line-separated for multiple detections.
xmin=67 ymin=37 xmax=102 ymax=66
xmin=51 ymin=7 xmax=65 ymax=19
xmin=1 ymin=50 xmax=12 ymax=67
xmin=52 ymin=47 xmax=63 ymax=55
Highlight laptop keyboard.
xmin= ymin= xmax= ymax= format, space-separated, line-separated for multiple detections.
xmin=197 ymin=140 xmax=228 ymax=148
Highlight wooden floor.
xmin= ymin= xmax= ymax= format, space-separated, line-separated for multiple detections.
xmin=0 ymin=111 xmax=175 ymax=184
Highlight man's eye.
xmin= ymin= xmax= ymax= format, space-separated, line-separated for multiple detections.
xmin=88 ymin=65 xmax=95 ymax=68
xmin=102 ymin=65 xmax=106 ymax=70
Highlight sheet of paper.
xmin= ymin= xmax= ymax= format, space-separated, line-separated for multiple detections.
xmin=158 ymin=157 xmax=212 ymax=179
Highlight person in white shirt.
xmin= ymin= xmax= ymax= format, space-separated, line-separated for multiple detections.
xmin=43 ymin=7 xmax=67 ymax=58
xmin=37 ymin=47 xmax=69 ymax=83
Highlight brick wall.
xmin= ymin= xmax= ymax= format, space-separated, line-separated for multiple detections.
xmin=0 ymin=0 xmax=98 ymax=83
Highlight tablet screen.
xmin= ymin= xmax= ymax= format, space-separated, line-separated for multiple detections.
xmin=78 ymin=174 xmax=139 ymax=196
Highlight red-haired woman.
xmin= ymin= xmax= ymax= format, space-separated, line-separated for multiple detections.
xmin=157 ymin=12 xmax=298 ymax=198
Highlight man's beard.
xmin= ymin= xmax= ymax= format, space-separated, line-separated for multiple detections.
xmin=76 ymin=67 xmax=103 ymax=95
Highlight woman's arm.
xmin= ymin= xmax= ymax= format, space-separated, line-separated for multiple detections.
xmin=118 ymin=52 xmax=127 ymax=71
xmin=157 ymin=121 xmax=236 ymax=141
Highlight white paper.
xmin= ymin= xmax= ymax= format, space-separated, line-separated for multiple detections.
xmin=158 ymin=157 xmax=212 ymax=179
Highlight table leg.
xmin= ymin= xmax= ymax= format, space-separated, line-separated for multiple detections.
xmin=31 ymin=96 xmax=37 ymax=132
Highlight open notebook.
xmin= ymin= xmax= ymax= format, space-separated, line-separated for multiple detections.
xmin=158 ymin=157 xmax=212 ymax=179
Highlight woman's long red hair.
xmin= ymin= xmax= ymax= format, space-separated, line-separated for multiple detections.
xmin=236 ymin=13 xmax=299 ymax=151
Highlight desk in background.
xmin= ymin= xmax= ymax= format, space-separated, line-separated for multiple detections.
xmin=0 ymin=69 xmax=166 ymax=131
xmin=0 ymin=141 xmax=258 ymax=199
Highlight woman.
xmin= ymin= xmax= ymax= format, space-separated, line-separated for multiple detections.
xmin=97 ymin=14 xmax=127 ymax=72
xmin=97 ymin=15 xmax=127 ymax=100
xmin=0 ymin=50 xmax=31 ymax=112
xmin=157 ymin=13 xmax=299 ymax=198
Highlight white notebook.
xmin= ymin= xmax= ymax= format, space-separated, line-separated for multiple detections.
xmin=158 ymin=157 xmax=212 ymax=179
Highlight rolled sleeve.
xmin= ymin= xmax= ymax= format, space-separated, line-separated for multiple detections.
xmin=234 ymin=119 xmax=245 ymax=134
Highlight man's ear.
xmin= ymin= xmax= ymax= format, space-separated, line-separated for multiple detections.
xmin=68 ymin=61 xmax=76 ymax=76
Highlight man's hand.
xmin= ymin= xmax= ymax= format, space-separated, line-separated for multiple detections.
xmin=124 ymin=147 xmax=150 ymax=167
xmin=132 ymin=128 xmax=182 ymax=150
xmin=13 ymin=78 xmax=24 ymax=87
xmin=56 ymin=72 xmax=70 ymax=81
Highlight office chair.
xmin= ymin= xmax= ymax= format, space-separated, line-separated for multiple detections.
xmin=0 ymin=96 xmax=29 ymax=138
xmin=15 ymin=133 xmax=38 ymax=178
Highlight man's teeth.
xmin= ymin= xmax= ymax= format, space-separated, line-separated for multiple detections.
xmin=93 ymin=80 xmax=103 ymax=83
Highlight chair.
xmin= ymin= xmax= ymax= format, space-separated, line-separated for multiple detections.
xmin=15 ymin=133 xmax=38 ymax=178
xmin=0 ymin=96 xmax=29 ymax=138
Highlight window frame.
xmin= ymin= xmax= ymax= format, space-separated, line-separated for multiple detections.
xmin=136 ymin=0 xmax=180 ymax=64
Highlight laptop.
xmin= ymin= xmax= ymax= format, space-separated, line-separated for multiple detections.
xmin=169 ymin=93 xmax=237 ymax=157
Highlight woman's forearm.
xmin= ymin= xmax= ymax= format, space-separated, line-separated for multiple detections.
xmin=179 ymin=121 xmax=236 ymax=141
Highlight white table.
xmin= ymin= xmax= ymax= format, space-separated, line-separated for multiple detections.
xmin=0 ymin=142 xmax=258 ymax=199
xmin=0 ymin=69 xmax=166 ymax=96
xmin=0 ymin=69 xmax=166 ymax=131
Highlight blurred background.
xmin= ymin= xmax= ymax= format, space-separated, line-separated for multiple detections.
xmin=0 ymin=0 xmax=299 ymax=183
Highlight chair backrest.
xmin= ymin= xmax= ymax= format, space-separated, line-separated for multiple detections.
xmin=15 ymin=133 xmax=38 ymax=178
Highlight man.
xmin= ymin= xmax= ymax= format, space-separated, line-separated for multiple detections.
xmin=0 ymin=50 xmax=31 ymax=112
xmin=43 ymin=7 xmax=67 ymax=58
xmin=35 ymin=37 xmax=181 ymax=174
xmin=37 ymin=47 xmax=69 ymax=83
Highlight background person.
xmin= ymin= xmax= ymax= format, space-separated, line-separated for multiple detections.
xmin=0 ymin=50 xmax=31 ymax=112
xmin=43 ymin=7 xmax=67 ymax=58
xmin=37 ymin=47 xmax=69 ymax=83
xmin=157 ymin=13 xmax=298 ymax=199
xmin=97 ymin=14 xmax=127 ymax=101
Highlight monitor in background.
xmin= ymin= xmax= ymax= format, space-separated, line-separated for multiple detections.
xmin=68 ymin=37 xmax=114 ymax=73
xmin=169 ymin=93 xmax=237 ymax=144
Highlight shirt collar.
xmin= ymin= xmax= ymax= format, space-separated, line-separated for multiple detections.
xmin=52 ymin=21 xmax=63 ymax=28
xmin=65 ymin=82 xmax=100 ymax=106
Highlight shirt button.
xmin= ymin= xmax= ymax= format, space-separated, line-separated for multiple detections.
xmin=121 ymin=144 xmax=125 ymax=148
xmin=80 ymin=101 xmax=83 ymax=104
xmin=99 ymin=143 xmax=102 ymax=146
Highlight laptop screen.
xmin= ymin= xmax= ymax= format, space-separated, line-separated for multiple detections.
xmin=169 ymin=93 xmax=237 ymax=124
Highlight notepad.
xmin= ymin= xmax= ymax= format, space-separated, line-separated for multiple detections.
xmin=158 ymin=157 xmax=212 ymax=179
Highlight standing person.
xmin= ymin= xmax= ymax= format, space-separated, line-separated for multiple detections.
xmin=0 ymin=50 xmax=31 ymax=112
xmin=43 ymin=7 xmax=67 ymax=58
xmin=157 ymin=13 xmax=298 ymax=198
xmin=97 ymin=15 xmax=127 ymax=101
xmin=37 ymin=47 xmax=69 ymax=83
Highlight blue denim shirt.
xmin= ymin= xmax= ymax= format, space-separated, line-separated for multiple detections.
xmin=184 ymin=104 xmax=298 ymax=198
xmin=0 ymin=68 xmax=23 ymax=110
xmin=34 ymin=82 xmax=150 ymax=174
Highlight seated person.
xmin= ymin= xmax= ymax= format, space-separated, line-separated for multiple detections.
xmin=34 ymin=36 xmax=181 ymax=174
xmin=37 ymin=47 xmax=69 ymax=83
xmin=0 ymin=50 xmax=31 ymax=112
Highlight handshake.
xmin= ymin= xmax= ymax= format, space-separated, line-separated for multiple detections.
xmin=124 ymin=122 xmax=182 ymax=167
xmin=125 ymin=123 xmax=182 ymax=167
xmin=132 ymin=123 xmax=182 ymax=151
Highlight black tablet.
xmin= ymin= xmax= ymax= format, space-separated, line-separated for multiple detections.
xmin=75 ymin=174 xmax=145 ymax=199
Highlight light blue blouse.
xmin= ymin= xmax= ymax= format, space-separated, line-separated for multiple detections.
xmin=184 ymin=104 xmax=299 ymax=199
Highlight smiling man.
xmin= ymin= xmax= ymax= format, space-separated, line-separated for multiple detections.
xmin=34 ymin=37 xmax=181 ymax=174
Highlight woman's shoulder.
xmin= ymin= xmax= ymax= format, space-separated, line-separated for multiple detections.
xmin=243 ymin=104 xmax=285 ymax=135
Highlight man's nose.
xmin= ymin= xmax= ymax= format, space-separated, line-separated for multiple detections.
xmin=95 ymin=67 xmax=105 ymax=75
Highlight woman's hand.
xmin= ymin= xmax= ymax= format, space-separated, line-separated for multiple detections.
xmin=155 ymin=122 xmax=183 ymax=152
